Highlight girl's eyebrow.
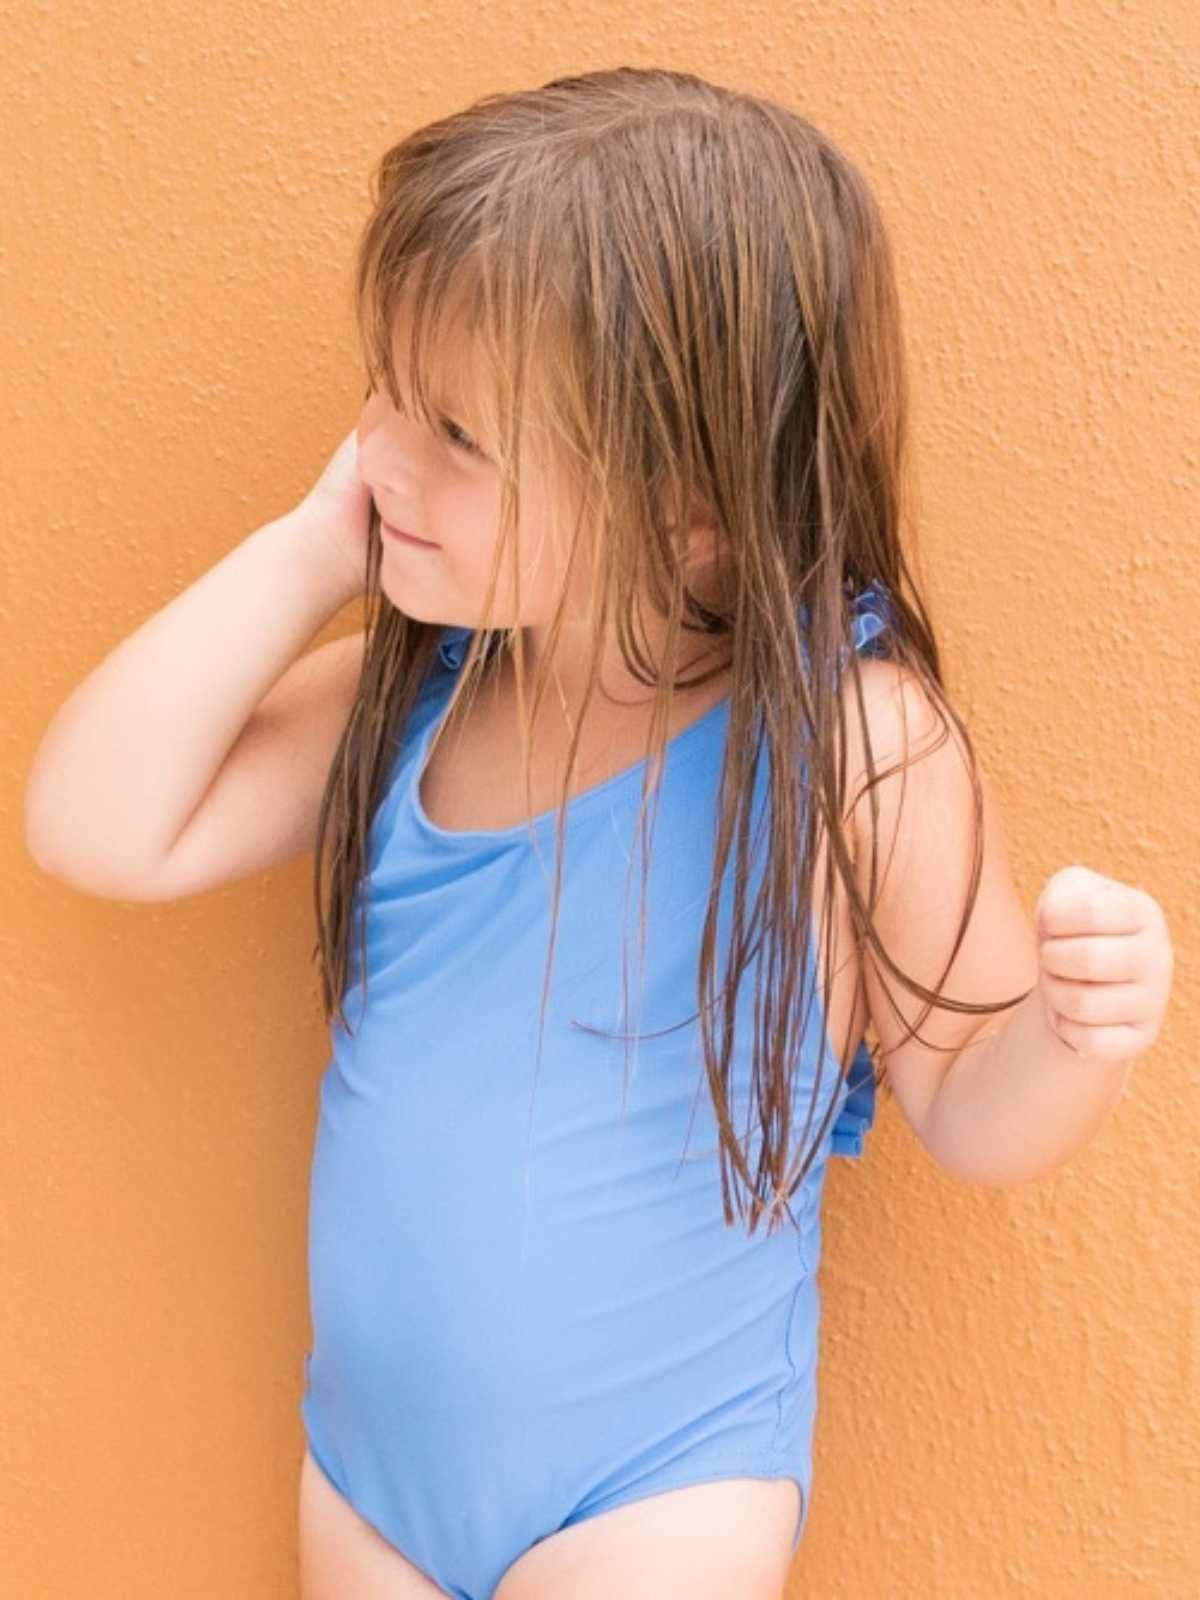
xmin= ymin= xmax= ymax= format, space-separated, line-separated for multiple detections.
xmin=389 ymin=333 xmax=474 ymax=398
xmin=393 ymin=361 xmax=478 ymax=424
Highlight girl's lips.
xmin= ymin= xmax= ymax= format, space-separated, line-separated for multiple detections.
xmin=381 ymin=521 xmax=439 ymax=548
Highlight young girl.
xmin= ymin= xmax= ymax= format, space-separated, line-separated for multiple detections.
xmin=28 ymin=66 xmax=1172 ymax=1600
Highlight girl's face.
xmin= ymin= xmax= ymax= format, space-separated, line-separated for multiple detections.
xmin=355 ymin=362 xmax=571 ymax=635
xmin=354 ymin=307 xmax=726 ymax=696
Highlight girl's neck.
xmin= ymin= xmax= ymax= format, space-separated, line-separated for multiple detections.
xmin=498 ymin=631 xmax=732 ymax=723
xmin=474 ymin=636 xmax=733 ymax=785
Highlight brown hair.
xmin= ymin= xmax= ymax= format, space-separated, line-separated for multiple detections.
xmin=311 ymin=66 xmax=1029 ymax=1236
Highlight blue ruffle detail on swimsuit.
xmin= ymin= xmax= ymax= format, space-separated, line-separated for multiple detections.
xmin=437 ymin=624 xmax=474 ymax=672
xmin=830 ymin=1039 xmax=877 ymax=1157
xmin=846 ymin=577 xmax=894 ymax=661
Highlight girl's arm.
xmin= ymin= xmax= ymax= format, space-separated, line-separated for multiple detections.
xmin=24 ymin=508 xmax=362 ymax=899
xmin=844 ymin=659 xmax=1169 ymax=1187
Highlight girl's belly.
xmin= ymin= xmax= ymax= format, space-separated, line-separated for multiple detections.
xmin=303 ymin=999 xmax=830 ymax=1484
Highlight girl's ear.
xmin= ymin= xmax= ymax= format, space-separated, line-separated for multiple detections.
xmin=657 ymin=474 xmax=726 ymax=597
xmin=660 ymin=479 xmax=717 ymax=546
xmin=683 ymin=493 xmax=721 ymax=568
xmin=685 ymin=512 xmax=717 ymax=567
xmin=683 ymin=505 xmax=736 ymax=614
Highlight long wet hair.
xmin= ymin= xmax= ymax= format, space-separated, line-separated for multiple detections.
xmin=311 ymin=66 xmax=1030 ymax=1236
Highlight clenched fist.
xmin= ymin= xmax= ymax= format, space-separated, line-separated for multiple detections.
xmin=1034 ymin=865 xmax=1173 ymax=1063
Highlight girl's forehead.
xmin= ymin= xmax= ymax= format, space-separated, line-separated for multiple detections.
xmin=387 ymin=307 xmax=494 ymax=408
xmin=389 ymin=282 xmax=485 ymax=363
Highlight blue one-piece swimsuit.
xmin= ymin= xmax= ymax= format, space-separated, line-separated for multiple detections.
xmin=301 ymin=584 xmax=893 ymax=1599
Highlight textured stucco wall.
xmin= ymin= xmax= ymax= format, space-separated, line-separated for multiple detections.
xmin=6 ymin=3 xmax=1196 ymax=1595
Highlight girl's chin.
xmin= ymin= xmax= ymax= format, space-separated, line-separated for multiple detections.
xmin=376 ymin=573 xmax=456 ymax=619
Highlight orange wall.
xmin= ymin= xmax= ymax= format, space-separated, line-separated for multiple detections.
xmin=7 ymin=5 xmax=1196 ymax=1596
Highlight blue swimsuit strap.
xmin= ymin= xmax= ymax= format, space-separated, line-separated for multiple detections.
xmin=438 ymin=583 xmax=892 ymax=673
xmin=829 ymin=582 xmax=894 ymax=1155
xmin=434 ymin=584 xmax=895 ymax=1158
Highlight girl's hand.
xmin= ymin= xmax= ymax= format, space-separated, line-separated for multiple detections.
xmin=1034 ymin=865 xmax=1173 ymax=1062
xmin=294 ymin=427 xmax=373 ymax=602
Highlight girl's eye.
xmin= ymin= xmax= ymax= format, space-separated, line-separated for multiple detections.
xmin=440 ymin=416 xmax=482 ymax=457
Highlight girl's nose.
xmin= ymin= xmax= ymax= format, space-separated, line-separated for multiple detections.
xmin=357 ymin=392 xmax=427 ymax=496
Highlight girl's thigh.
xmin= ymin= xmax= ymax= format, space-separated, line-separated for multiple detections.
xmin=493 ymin=1475 xmax=800 ymax=1599
xmin=297 ymin=1446 xmax=449 ymax=1600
